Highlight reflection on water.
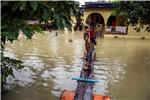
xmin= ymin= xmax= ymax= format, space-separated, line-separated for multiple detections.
xmin=2 ymin=31 xmax=150 ymax=100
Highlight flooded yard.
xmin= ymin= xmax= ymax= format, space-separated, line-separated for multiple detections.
xmin=2 ymin=31 xmax=150 ymax=100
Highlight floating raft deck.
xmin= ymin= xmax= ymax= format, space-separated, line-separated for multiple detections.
xmin=73 ymin=60 xmax=94 ymax=100
xmin=60 ymin=50 xmax=110 ymax=100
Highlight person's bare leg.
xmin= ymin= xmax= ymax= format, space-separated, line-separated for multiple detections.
xmin=94 ymin=52 xmax=97 ymax=61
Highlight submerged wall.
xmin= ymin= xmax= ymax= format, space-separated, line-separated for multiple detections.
xmin=128 ymin=25 xmax=150 ymax=36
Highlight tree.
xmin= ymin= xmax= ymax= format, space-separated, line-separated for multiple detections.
xmin=113 ymin=1 xmax=150 ymax=32
xmin=73 ymin=9 xmax=84 ymax=31
xmin=1 ymin=1 xmax=80 ymax=48
xmin=1 ymin=1 xmax=81 ymax=91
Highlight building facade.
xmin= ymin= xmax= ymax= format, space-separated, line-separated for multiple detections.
xmin=72 ymin=2 xmax=150 ymax=38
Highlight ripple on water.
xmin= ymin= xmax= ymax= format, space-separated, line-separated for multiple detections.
xmin=93 ymin=56 xmax=126 ymax=96
xmin=5 ymin=67 xmax=35 ymax=90
xmin=4 ymin=48 xmax=17 ymax=59
xmin=49 ymin=65 xmax=79 ymax=96
xmin=41 ymin=70 xmax=51 ymax=79
xmin=23 ymin=56 xmax=44 ymax=71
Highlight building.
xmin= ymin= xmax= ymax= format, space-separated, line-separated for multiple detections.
xmin=71 ymin=2 xmax=150 ymax=38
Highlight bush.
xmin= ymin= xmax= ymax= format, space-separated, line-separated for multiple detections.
xmin=1 ymin=54 xmax=24 ymax=92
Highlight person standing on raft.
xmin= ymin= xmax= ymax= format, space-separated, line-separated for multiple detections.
xmin=89 ymin=25 xmax=97 ymax=45
xmin=88 ymin=26 xmax=97 ymax=61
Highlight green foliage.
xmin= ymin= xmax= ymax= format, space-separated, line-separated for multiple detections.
xmin=1 ymin=1 xmax=80 ymax=48
xmin=73 ymin=9 xmax=84 ymax=31
xmin=113 ymin=1 xmax=150 ymax=32
xmin=1 ymin=1 xmax=80 ymax=91
xmin=1 ymin=53 xmax=24 ymax=91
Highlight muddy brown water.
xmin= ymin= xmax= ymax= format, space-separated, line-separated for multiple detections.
xmin=2 ymin=31 xmax=150 ymax=100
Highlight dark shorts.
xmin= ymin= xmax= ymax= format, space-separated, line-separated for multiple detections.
xmin=90 ymin=38 xmax=97 ymax=45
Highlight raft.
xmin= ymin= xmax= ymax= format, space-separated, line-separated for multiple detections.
xmin=60 ymin=90 xmax=110 ymax=100
xmin=73 ymin=60 xmax=94 ymax=100
xmin=60 ymin=48 xmax=110 ymax=100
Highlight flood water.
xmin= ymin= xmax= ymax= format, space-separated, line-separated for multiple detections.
xmin=2 ymin=30 xmax=150 ymax=100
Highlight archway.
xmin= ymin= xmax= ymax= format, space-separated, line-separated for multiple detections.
xmin=107 ymin=16 xmax=116 ymax=25
xmin=85 ymin=13 xmax=105 ymax=27
xmin=106 ymin=16 xmax=116 ymax=32
xmin=85 ymin=13 xmax=105 ymax=37
xmin=106 ymin=15 xmax=128 ymax=35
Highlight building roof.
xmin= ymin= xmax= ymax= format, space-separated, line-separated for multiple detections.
xmin=81 ymin=2 xmax=115 ymax=9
